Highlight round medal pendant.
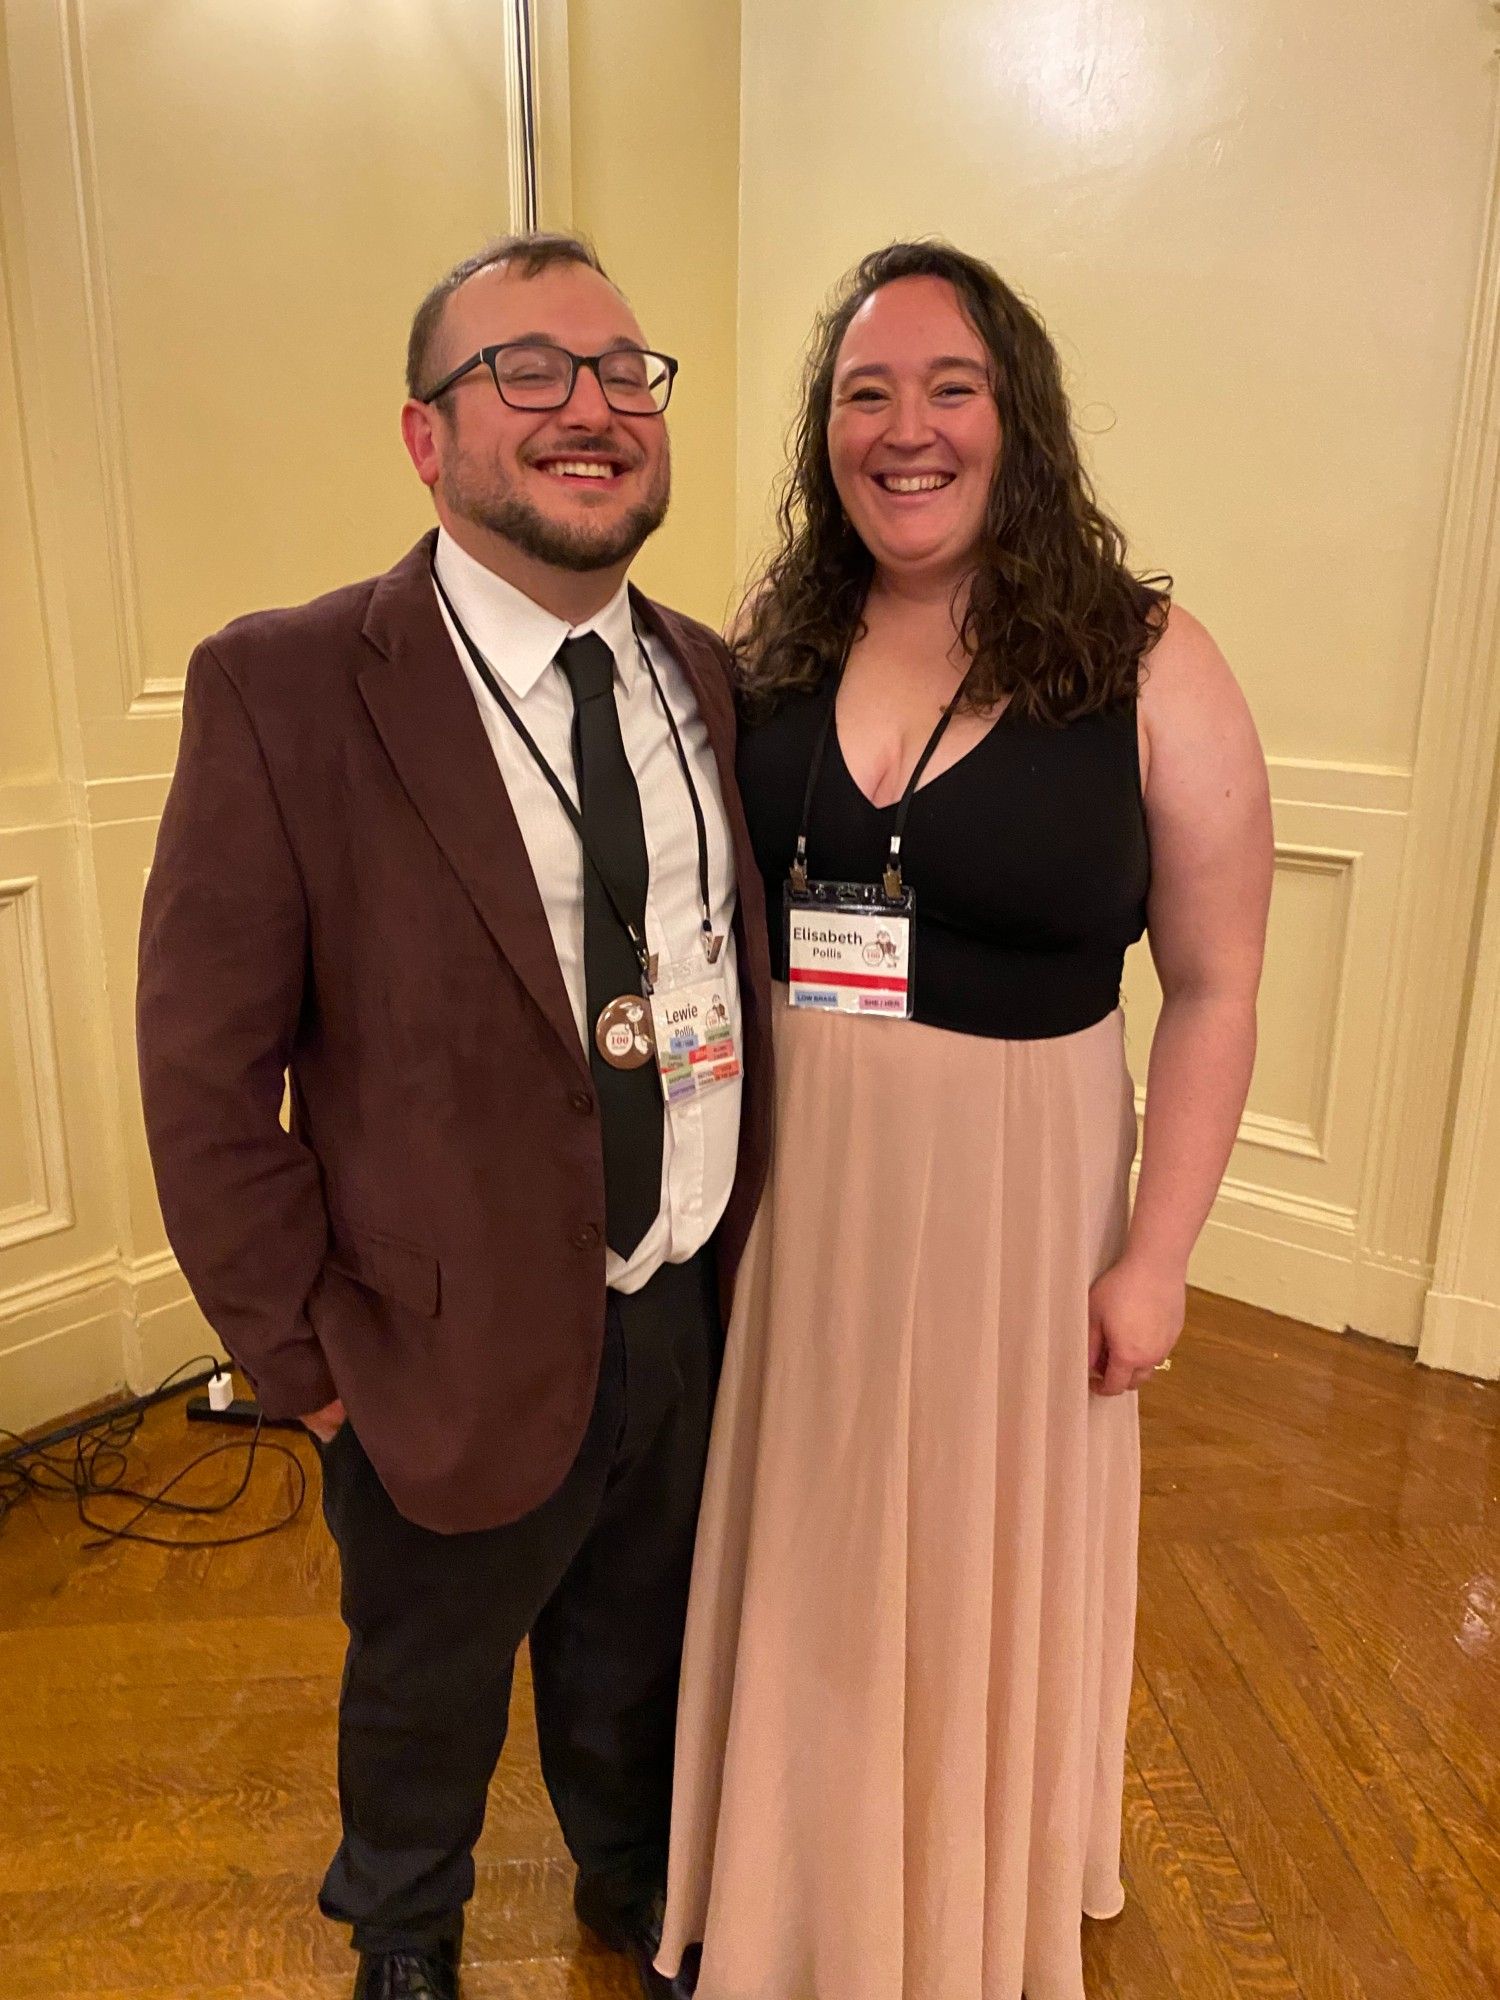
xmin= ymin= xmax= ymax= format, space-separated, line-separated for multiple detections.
xmin=595 ymin=994 xmax=655 ymax=1070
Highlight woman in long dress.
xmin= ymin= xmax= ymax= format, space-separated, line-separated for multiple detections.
xmin=657 ymin=241 xmax=1273 ymax=2000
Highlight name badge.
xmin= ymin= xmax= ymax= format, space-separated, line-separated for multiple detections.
xmin=649 ymin=967 xmax=741 ymax=1105
xmin=785 ymin=884 xmax=916 ymax=1018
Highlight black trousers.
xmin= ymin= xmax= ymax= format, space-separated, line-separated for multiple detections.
xmin=315 ymin=1249 xmax=721 ymax=1954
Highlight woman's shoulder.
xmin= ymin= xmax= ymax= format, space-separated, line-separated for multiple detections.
xmin=1137 ymin=603 xmax=1239 ymax=719
xmin=1135 ymin=602 xmax=1265 ymax=801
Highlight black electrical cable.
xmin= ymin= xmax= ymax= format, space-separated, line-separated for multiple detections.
xmin=0 ymin=1355 xmax=307 ymax=1549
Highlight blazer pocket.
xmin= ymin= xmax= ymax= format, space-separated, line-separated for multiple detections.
xmin=325 ymin=1217 xmax=440 ymax=1318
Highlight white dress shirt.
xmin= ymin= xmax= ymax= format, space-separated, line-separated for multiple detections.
xmin=433 ymin=528 xmax=743 ymax=1294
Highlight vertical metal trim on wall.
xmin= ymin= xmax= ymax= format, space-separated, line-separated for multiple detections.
xmin=504 ymin=0 xmax=540 ymax=232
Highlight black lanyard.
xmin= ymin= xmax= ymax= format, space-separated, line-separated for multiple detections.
xmin=791 ymin=663 xmax=969 ymax=903
xmin=432 ymin=564 xmax=720 ymax=992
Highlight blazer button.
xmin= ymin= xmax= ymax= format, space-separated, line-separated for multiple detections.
xmin=572 ymin=1222 xmax=601 ymax=1250
xmin=570 ymin=1087 xmax=593 ymax=1114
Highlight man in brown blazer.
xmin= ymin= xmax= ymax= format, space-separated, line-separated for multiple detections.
xmin=137 ymin=233 xmax=771 ymax=2000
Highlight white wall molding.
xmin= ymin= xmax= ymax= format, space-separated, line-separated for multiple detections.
xmin=1135 ymin=1091 xmax=1331 ymax=1166
xmin=1162 ymin=1176 xmax=1430 ymax=1347
xmin=1129 ymin=829 xmax=1363 ymax=1167
xmin=1351 ymin=1253 xmax=1431 ymax=1350
xmin=1354 ymin=75 xmax=1500 ymax=1335
xmin=0 ymin=1242 xmax=215 ymax=1431
xmin=1132 ymin=1160 xmax=1359 ymax=1333
xmin=85 ymin=770 xmax=171 ymax=829
xmin=0 ymin=1301 xmax=121 ymax=1433
xmin=1192 ymin=1216 xmax=1354 ymax=1336
xmin=1420 ymin=1292 xmax=1500 ymax=1380
xmin=56 ymin=0 xmax=166 ymax=716
xmin=1265 ymin=757 xmax=1412 ymax=815
xmin=0 ymin=1247 xmax=117 ymax=1323
xmin=0 ymin=780 xmax=75 ymax=836
xmin=1418 ymin=687 xmax=1500 ymax=1375
xmin=0 ymin=875 xmax=74 ymax=1250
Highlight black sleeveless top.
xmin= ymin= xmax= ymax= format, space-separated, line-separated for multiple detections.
xmin=737 ymin=686 xmax=1150 ymax=1041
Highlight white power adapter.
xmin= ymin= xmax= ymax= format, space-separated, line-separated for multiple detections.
xmin=207 ymin=1365 xmax=234 ymax=1413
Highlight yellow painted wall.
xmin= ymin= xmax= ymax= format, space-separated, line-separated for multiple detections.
xmin=567 ymin=0 xmax=741 ymax=627
xmin=734 ymin=0 xmax=1500 ymax=1350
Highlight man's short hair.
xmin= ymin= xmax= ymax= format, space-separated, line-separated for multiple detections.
xmin=405 ymin=232 xmax=610 ymax=401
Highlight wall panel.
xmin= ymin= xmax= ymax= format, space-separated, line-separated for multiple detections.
xmin=0 ymin=827 xmax=121 ymax=1431
xmin=0 ymin=207 xmax=58 ymax=793
xmin=0 ymin=876 xmax=71 ymax=1248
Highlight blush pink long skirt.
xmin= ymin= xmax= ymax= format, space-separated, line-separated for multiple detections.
xmin=658 ymin=991 xmax=1142 ymax=2000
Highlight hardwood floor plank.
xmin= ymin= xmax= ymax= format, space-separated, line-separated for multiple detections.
xmin=1080 ymin=1867 xmax=1183 ymax=2000
xmin=1258 ymin=1534 xmax=1500 ymax=1907
xmin=1116 ymin=1744 xmax=1245 ymax=2000
xmin=1274 ymin=1532 xmax=1500 ymax=1822
xmin=1137 ymin=1551 xmax=1396 ymax=2000
xmin=1173 ymin=1539 xmax=1499 ymax=1997
xmin=1125 ymin=1671 xmax=1302 ymax=1998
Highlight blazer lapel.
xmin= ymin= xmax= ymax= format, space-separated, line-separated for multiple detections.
xmin=358 ymin=535 xmax=588 ymax=1080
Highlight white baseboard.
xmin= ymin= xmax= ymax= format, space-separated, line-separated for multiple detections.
xmin=1348 ymin=1253 xmax=1431 ymax=1349
xmin=127 ymin=1284 xmax=222 ymax=1394
xmin=1418 ymin=1290 xmax=1500 ymax=1380
xmin=1135 ymin=1168 xmax=1361 ymax=1334
xmin=0 ymin=1248 xmax=222 ymax=1433
xmin=0 ymin=1301 xmax=126 ymax=1434
xmin=1189 ymin=1213 xmax=1353 ymax=1332
xmin=1135 ymin=1165 xmax=1439 ymax=1352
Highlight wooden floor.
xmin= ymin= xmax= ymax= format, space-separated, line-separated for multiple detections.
xmin=2 ymin=1291 xmax=1498 ymax=1999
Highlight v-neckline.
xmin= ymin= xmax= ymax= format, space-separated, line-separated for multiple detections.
xmin=830 ymin=697 xmax=1010 ymax=814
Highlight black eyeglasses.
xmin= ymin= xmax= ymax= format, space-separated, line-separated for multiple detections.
xmin=419 ymin=340 xmax=679 ymax=415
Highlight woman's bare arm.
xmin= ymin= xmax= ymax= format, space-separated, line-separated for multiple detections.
xmin=1090 ymin=605 xmax=1273 ymax=1394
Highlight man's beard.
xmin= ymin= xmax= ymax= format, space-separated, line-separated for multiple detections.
xmin=444 ymin=449 xmax=670 ymax=572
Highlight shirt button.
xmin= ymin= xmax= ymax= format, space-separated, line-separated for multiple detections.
xmin=572 ymin=1222 xmax=601 ymax=1250
xmin=569 ymin=1087 xmax=593 ymax=1114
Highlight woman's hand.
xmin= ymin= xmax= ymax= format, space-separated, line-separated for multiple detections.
xmin=1087 ymin=1254 xmax=1185 ymax=1396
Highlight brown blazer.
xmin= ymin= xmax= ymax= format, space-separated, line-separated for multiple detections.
xmin=137 ymin=532 xmax=773 ymax=1533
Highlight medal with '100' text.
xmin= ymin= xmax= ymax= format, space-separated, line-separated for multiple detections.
xmin=595 ymin=992 xmax=656 ymax=1070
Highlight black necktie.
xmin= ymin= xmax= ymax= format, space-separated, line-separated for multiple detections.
xmin=556 ymin=633 xmax=663 ymax=1258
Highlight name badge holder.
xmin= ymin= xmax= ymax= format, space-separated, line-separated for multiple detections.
xmin=432 ymin=564 xmax=740 ymax=1105
xmin=784 ymin=678 xmax=965 ymax=1019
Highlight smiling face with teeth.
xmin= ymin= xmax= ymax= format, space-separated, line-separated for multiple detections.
xmin=401 ymin=259 xmax=670 ymax=615
xmin=826 ymin=274 xmax=1002 ymax=589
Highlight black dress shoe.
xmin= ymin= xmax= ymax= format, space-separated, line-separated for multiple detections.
xmin=352 ymin=1936 xmax=461 ymax=2000
xmin=574 ymin=1878 xmax=699 ymax=1998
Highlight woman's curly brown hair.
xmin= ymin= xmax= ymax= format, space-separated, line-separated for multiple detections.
xmin=737 ymin=240 xmax=1170 ymax=723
